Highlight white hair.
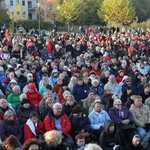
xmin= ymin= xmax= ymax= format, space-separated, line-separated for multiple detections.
xmin=52 ymin=103 xmax=62 ymax=109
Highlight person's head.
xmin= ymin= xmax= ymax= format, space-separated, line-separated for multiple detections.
xmin=45 ymin=98 xmax=55 ymax=108
xmin=132 ymin=135 xmax=141 ymax=147
xmin=123 ymin=76 xmax=132 ymax=85
xmin=75 ymin=134 xmax=85 ymax=147
xmin=21 ymin=99 xmax=31 ymax=108
xmin=3 ymin=135 xmax=19 ymax=150
xmin=52 ymin=103 xmax=62 ymax=117
xmin=108 ymin=75 xmax=116 ymax=84
xmin=12 ymin=85 xmax=21 ymax=95
xmin=56 ymin=78 xmax=63 ymax=85
xmin=70 ymin=76 xmax=77 ymax=84
xmin=44 ymin=130 xmax=62 ymax=147
xmin=9 ymin=72 xmax=15 ymax=80
xmin=66 ymin=95 xmax=75 ymax=106
xmin=134 ymin=95 xmax=142 ymax=107
xmin=113 ymin=99 xmax=122 ymax=109
xmin=9 ymin=79 xmax=17 ymax=88
xmin=104 ymin=120 xmax=115 ymax=134
xmin=28 ymin=83 xmax=36 ymax=93
xmin=104 ymin=85 xmax=111 ymax=95
xmin=140 ymin=75 xmax=147 ymax=84
xmin=77 ymin=77 xmax=83 ymax=85
xmin=93 ymin=100 xmax=102 ymax=112
xmin=0 ymin=98 xmax=8 ymax=109
xmin=87 ymin=90 xmax=95 ymax=99
xmin=144 ymin=83 xmax=150 ymax=93
xmin=4 ymin=110 xmax=14 ymax=121
xmin=20 ymin=93 xmax=27 ymax=101
xmin=84 ymin=143 xmax=102 ymax=150
xmin=27 ymin=73 xmax=33 ymax=82
xmin=83 ymin=77 xmax=89 ymax=84
xmin=118 ymin=70 xmax=124 ymax=76
xmin=29 ymin=111 xmax=38 ymax=124
xmin=22 ymin=138 xmax=40 ymax=150
xmin=91 ymin=79 xmax=99 ymax=87
xmin=72 ymin=105 xmax=83 ymax=118
xmin=61 ymin=82 xmax=68 ymax=90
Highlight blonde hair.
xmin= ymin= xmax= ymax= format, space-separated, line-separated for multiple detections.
xmin=4 ymin=110 xmax=14 ymax=120
xmin=113 ymin=99 xmax=122 ymax=106
xmin=84 ymin=143 xmax=102 ymax=150
xmin=45 ymin=98 xmax=55 ymax=106
xmin=44 ymin=130 xmax=62 ymax=147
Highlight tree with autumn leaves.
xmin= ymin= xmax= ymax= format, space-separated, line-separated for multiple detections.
xmin=97 ymin=0 xmax=136 ymax=26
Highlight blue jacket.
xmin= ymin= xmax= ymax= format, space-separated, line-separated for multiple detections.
xmin=88 ymin=109 xmax=111 ymax=130
xmin=72 ymin=83 xmax=89 ymax=102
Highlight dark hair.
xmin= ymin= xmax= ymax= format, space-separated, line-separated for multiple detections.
xmin=29 ymin=111 xmax=38 ymax=118
xmin=3 ymin=135 xmax=19 ymax=148
xmin=22 ymin=138 xmax=40 ymax=150
xmin=75 ymin=134 xmax=85 ymax=141
xmin=46 ymin=84 xmax=52 ymax=90
xmin=144 ymin=83 xmax=150 ymax=89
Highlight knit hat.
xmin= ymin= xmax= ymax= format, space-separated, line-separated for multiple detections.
xmin=27 ymin=73 xmax=33 ymax=78
xmin=28 ymin=83 xmax=36 ymax=90
xmin=118 ymin=70 xmax=124 ymax=74
xmin=10 ymin=79 xmax=17 ymax=84
xmin=21 ymin=99 xmax=30 ymax=105
xmin=72 ymin=105 xmax=83 ymax=114
xmin=52 ymin=69 xmax=58 ymax=74
xmin=62 ymin=82 xmax=68 ymax=87
xmin=92 ymin=79 xmax=99 ymax=85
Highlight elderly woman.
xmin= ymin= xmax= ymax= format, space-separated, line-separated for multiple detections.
xmin=41 ymin=130 xmax=68 ymax=150
xmin=109 ymin=99 xmax=135 ymax=145
xmin=0 ymin=110 xmax=22 ymax=142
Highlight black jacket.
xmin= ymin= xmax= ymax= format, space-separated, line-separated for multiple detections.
xmin=100 ymin=120 xmax=119 ymax=150
xmin=117 ymin=143 xmax=146 ymax=150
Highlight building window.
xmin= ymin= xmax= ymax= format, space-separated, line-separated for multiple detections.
xmin=10 ymin=0 xmax=13 ymax=6
xmin=23 ymin=11 xmax=26 ymax=17
xmin=28 ymin=13 xmax=32 ymax=19
xmin=28 ymin=1 xmax=32 ymax=8
xmin=22 ymin=1 xmax=25 ymax=6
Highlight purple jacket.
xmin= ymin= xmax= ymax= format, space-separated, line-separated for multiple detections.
xmin=108 ymin=106 xmax=134 ymax=131
xmin=0 ymin=120 xmax=22 ymax=142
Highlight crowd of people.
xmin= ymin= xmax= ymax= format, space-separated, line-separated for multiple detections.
xmin=0 ymin=25 xmax=150 ymax=150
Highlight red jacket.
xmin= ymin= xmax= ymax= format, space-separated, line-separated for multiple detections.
xmin=44 ymin=111 xmax=72 ymax=138
xmin=26 ymin=91 xmax=42 ymax=106
xmin=24 ymin=119 xmax=45 ymax=143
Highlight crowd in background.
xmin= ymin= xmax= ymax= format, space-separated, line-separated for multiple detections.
xmin=0 ymin=25 xmax=150 ymax=150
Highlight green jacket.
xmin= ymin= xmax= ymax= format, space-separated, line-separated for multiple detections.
xmin=7 ymin=92 xmax=20 ymax=108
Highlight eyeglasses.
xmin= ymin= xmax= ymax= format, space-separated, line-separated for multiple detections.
xmin=126 ymin=80 xmax=131 ymax=82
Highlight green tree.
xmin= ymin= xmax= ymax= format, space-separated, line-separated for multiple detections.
xmin=98 ymin=0 xmax=135 ymax=26
xmin=0 ymin=5 xmax=10 ymax=27
xmin=132 ymin=0 xmax=150 ymax=22
xmin=57 ymin=0 xmax=82 ymax=32
xmin=7 ymin=2 xmax=25 ymax=25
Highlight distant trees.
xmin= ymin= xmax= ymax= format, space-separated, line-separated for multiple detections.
xmin=98 ymin=0 xmax=135 ymax=26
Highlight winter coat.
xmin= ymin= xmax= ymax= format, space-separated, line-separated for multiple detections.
xmin=26 ymin=91 xmax=42 ymax=106
xmin=17 ymin=104 xmax=35 ymax=125
xmin=24 ymin=119 xmax=45 ymax=143
xmin=117 ymin=143 xmax=146 ymax=150
xmin=44 ymin=110 xmax=72 ymax=138
xmin=69 ymin=113 xmax=91 ymax=137
xmin=62 ymin=101 xmax=78 ymax=116
xmin=72 ymin=83 xmax=90 ymax=102
xmin=88 ymin=109 xmax=111 ymax=130
xmin=0 ymin=120 xmax=22 ymax=142
xmin=100 ymin=120 xmax=119 ymax=150
xmin=90 ymin=85 xmax=104 ymax=96
xmin=129 ymin=104 xmax=150 ymax=127
xmin=109 ymin=106 xmax=134 ymax=131
xmin=7 ymin=92 xmax=20 ymax=108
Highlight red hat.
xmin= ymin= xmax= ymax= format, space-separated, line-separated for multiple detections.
xmin=118 ymin=70 xmax=124 ymax=74
xmin=28 ymin=83 xmax=36 ymax=90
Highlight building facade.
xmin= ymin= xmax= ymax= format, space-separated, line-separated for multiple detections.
xmin=1 ymin=0 xmax=38 ymax=20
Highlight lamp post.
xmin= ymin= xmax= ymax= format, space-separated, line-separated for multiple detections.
xmin=37 ymin=3 xmax=40 ymax=33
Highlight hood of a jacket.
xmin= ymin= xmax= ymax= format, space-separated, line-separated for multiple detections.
xmin=104 ymin=120 xmax=116 ymax=135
